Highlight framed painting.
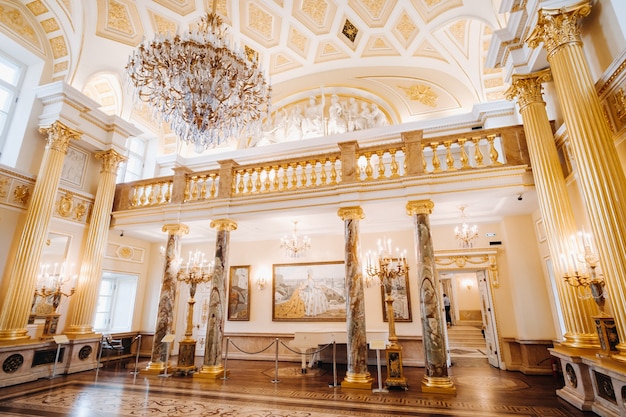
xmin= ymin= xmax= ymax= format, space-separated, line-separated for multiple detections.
xmin=381 ymin=259 xmax=412 ymax=322
xmin=273 ymin=261 xmax=346 ymax=321
xmin=228 ymin=265 xmax=250 ymax=321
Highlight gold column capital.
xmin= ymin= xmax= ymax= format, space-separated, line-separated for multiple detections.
xmin=210 ymin=218 xmax=237 ymax=231
xmin=406 ymin=200 xmax=434 ymax=216
xmin=38 ymin=121 xmax=81 ymax=153
xmin=337 ymin=206 xmax=364 ymax=220
xmin=506 ymin=68 xmax=552 ymax=110
xmin=162 ymin=224 xmax=189 ymax=235
xmin=526 ymin=0 xmax=592 ymax=56
xmin=95 ymin=149 xmax=127 ymax=174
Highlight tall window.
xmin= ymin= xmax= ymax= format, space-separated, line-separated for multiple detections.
xmin=94 ymin=272 xmax=138 ymax=333
xmin=0 ymin=52 xmax=24 ymax=156
xmin=117 ymin=136 xmax=146 ymax=183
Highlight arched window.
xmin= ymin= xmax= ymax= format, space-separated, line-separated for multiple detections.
xmin=0 ymin=51 xmax=25 ymax=157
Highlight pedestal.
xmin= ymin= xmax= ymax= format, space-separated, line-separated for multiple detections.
xmin=177 ymin=339 xmax=197 ymax=373
xmin=385 ymin=345 xmax=408 ymax=390
xmin=594 ymin=316 xmax=619 ymax=356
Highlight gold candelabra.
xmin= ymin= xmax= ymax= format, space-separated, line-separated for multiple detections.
xmin=177 ymin=250 xmax=214 ymax=342
xmin=33 ymin=262 xmax=76 ymax=313
xmin=365 ymin=238 xmax=409 ymax=390
xmin=365 ymin=242 xmax=407 ymax=347
xmin=561 ymin=230 xmax=606 ymax=315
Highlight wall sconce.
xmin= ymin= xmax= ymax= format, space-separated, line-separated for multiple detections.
xmin=257 ymin=276 xmax=267 ymax=290
xmin=462 ymin=278 xmax=474 ymax=290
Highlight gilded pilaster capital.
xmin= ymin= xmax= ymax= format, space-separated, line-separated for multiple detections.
xmin=526 ymin=1 xmax=591 ymax=57
xmin=162 ymin=224 xmax=189 ymax=235
xmin=39 ymin=121 xmax=82 ymax=153
xmin=337 ymin=206 xmax=364 ymax=220
xmin=95 ymin=149 xmax=127 ymax=174
xmin=506 ymin=68 xmax=552 ymax=111
xmin=210 ymin=218 xmax=237 ymax=231
xmin=406 ymin=200 xmax=434 ymax=216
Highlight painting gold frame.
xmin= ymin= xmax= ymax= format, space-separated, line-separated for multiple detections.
xmin=272 ymin=261 xmax=345 ymax=321
xmin=381 ymin=259 xmax=412 ymax=322
xmin=228 ymin=265 xmax=250 ymax=321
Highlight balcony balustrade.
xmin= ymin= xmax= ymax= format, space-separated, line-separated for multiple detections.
xmin=112 ymin=126 xmax=530 ymax=212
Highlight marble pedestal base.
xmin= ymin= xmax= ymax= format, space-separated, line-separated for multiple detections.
xmin=385 ymin=346 xmax=408 ymax=390
xmin=177 ymin=340 xmax=196 ymax=371
xmin=549 ymin=346 xmax=597 ymax=411
xmin=421 ymin=376 xmax=456 ymax=394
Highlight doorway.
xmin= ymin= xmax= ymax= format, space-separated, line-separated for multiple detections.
xmin=438 ymin=269 xmax=501 ymax=369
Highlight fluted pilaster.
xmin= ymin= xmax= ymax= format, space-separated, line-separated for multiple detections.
xmin=407 ymin=200 xmax=455 ymax=394
xmin=145 ymin=224 xmax=188 ymax=373
xmin=196 ymin=219 xmax=237 ymax=379
xmin=506 ymin=70 xmax=599 ymax=348
xmin=64 ymin=149 xmax=126 ymax=336
xmin=0 ymin=121 xmax=80 ymax=341
xmin=527 ymin=0 xmax=626 ymax=359
xmin=337 ymin=206 xmax=372 ymax=389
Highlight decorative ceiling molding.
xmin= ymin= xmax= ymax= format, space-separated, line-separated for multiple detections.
xmin=445 ymin=19 xmax=469 ymax=60
xmin=270 ymin=51 xmax=303 ymax=75
xmin=293 ymin=0 xmax=336 ymax=36
xmin=314 ymin=41 xmax=351 ymax=63
xmin=361 ymin=34 xmax=400 ymax=57
xmin=392 ymin=10 xmax=418 ymax=49
xmin=349 ymin=0 xmax=397 ymax=28
xmin=411 ymin=0 xmax=462 ymax=24
xmin=96 ymin=0 xmax=144 ymax=47
xmin=287 ymin=25 xmax=310 ymax=58
xmin=153 ymin=0 xmax=195 ymax=16
xmin=147 ymin=10 xmax=177 ymax=35
xmin=414 ymin=39 xmax=448 ymax=62
xmin=0 ymin=1 xmax=42 ymax=50
xmin=240 ymin=0 xmax=280 ymax=48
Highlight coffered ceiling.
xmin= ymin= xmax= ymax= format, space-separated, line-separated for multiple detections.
xmin=8 ymin=0 xmax=509 ymax=131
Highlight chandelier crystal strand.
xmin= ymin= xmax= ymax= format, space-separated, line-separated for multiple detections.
xmin=454 ymin=206 xmax=479 ymax=248
xmin=280 ymin=221 xmax=311 ymax=258
xmin=125 ymin=13 xmax=271 ymax=151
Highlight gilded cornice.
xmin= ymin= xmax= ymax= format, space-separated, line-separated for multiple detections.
xmin=406 ymin=200 xmax=434 ymax=216
xmin=526 ymin=1 xmax=592 ymax=58
xmin=337 ymin=206 xmax=364 ymax=220
xmin=506 ymin=68 xmax=552 ymax=110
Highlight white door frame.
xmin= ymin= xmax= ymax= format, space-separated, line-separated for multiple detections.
xmin=434 ymin=248 xmax=503 ymax=369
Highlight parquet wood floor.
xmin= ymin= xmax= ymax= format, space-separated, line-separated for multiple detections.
xmin=0 ymin=357 xmax=596 ymax=416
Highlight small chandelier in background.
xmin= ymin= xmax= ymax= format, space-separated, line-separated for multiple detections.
xmin=125 ymin=6 xmax=271 ymax=152
xmin=280 ymin=221 xmax=311 ymax=258
xmin=454 ymin=206 xmax=479 ymax=248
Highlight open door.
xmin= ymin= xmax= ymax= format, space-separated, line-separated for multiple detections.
xmin=477 ymin=270 xmax=500 ymax=368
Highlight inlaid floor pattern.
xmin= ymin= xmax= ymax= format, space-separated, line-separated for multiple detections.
xmin=0 ymin=358 xmax=594 ymax=417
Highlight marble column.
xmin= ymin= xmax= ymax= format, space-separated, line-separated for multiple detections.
xmin=527 ymin=0 xmax=626 ymax=360
xmin=64 ymin=149 xmax=126 ymax=336
xmin=337 ymin=206 xmax=373 ymax=390
xmin=0 ymin=121 xmax=80 ymax=341
xmin=407 ymin=200 xmax=455 ymax=394
xmin=145 ymin=224 xmax=188 ymax=373
xmin=195 ymin=218 xmax=237 ymax=379
xmin=506 ymin=70 xmax=599 ymax=348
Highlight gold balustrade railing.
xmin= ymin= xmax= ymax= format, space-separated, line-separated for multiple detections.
xmin=232 ymin=154 xmax=341 ymax=196
xmin=128 ymin=178 xmax=173 ymax=208
xmin=184 ymin=171 xmax=220 ymax=202
xmin=112 ymin=126 xmax=529 ymax=212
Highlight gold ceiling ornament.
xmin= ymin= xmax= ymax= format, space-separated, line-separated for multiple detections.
xmin=125 ymin=8 xmax=271 ymax=152
xmin=454 ymin=206 xmax=479 ymax=249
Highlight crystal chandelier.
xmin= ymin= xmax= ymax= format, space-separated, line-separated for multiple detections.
xmin=454 ymin=206 xmax=479 ymax=248
xmin=125 ymin=9 xmax=271 ymax=152
xmin=280 ymin=221 xmax=311 ymax=258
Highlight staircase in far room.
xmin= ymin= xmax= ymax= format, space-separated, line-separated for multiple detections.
xmin=447 ymin=325 xmax=487 ymax=360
